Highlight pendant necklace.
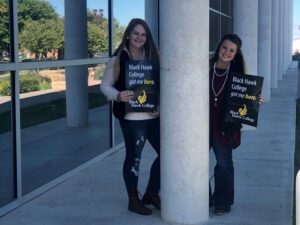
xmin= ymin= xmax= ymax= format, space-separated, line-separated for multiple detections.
xmin=212 ymin=62 xmax=230 ymax=107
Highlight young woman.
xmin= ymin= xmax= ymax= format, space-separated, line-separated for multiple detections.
xmin=100 ymin=18 xmax=160 ymax=216
xmin=209 ymin=34 xmax=263 ymax=215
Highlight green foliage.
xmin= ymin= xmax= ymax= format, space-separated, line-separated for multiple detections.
xmin=88 ymin=22 xmax=108 ymax=57
xmin=0 ymin=0 xmax=60 ymax=57
xmin=94 ymin=65 xmax=105 ymax=80
xmin=113 ymin=19 xmax=126 ymax=51
xmin=20 ymin=74 xmax=40 ymax=93
xmin=0 ymin=0 xmax=125 ymax=60
xmin=0 ymin=0 xmax=9 ymax=58
xmin=17 ymin=0 xmax=58 ymax=30
xmin=19 ymin=19 xmax=64 ymax=59
xmin=20 ymin=71 xmax=52 ymax=93
xmin=0 ymin=78 xmax=10 ymax=96
xmin=0 ymin=72 xmax=52 ymax=96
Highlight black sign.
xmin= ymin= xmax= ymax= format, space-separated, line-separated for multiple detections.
xmin=225 ymin=72 xmax=264 ymax=127
xmin=125 ymin=60 xmax=159 ymax=112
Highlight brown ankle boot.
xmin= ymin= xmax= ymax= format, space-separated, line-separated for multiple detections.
xmin=142 ymin=191 xmax=161 ymax=210
xmin=128 ymin=190 xmax=152 ymax=215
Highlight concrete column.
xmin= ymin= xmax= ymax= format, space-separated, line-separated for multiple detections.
xmin=288 ymin=0 xmax=293 ymax=64
xmin=234 ymin=0 xmax=258 ymax=131
xmin=160 ymin=0 xmax=209 ymax=224
xmin=283 ymin=1 xmax=289 ymax=73
xmin=282 ymin=2 xmax=287 ymax=74
xmin=64 ymin=0 xmax=88 ymax=127
xmin=271 ymin=0 xmax=279 ymax=88
xmin=233 ymin=0 xmax=258 ymax=75
xmin=290 ymin=0 xmax=294 ymax=61
xmin=145 ymin=0 xmax=159 ymax=45
xmin=278 ymin=0 xmax=284 ymax=80
xmin=258 ymin=0 xmax=272 ymax=102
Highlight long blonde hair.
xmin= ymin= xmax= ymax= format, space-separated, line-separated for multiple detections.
xmin=112 ymin=18 xmax=160 ymax=75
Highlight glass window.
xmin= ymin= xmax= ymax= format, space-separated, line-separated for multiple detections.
xmin=0 ymin=0 xmax=10 ymax=63
xmin=209 ymin=0 xmax=233 ymax=53
xmin=0 ymin=71 xmax=15 ymax=206
xmin=91 ymin=62 xmax=123 ymax=145
xmin=221 ymin=0 xmax=232 ymax=16
xmin=20 ymin=66 xmax=110 ymax=194
xmin=87 ymin=0 xmax=109 ymax=57
xmin=210 ymin=0 xmax=220 ymax=10
xmin=209 ymin=11 xmax=220 ymax=52
xmin=113 ymin=0 xmax=145 ymax=51
xmin=221 ymin=16 xmax=232 ymax=39
xmin=18 ymin=0 xmax=64 ymax=62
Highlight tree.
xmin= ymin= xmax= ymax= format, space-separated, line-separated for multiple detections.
xmin=0 ymin=0 xmax=59 ymax=58
xmin=88 ymin=22 xmax=108 ymax=57
xmin=19 ymin=19 xmax=64 ymax=60
xmin=112 ymin=19 xmax=126 ymax=51
xmin=17 ymin=0 xmax=58 ymax=31
xmin=0 ymin=0 xmax=9 ymax=59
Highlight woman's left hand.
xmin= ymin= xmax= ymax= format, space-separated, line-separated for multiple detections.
xmin=148 ymin=106 xmax=160 ymax=117
xmin=258 ymin=95 xmax=264 ymax=104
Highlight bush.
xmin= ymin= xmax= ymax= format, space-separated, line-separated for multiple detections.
xmin=0 ymin=71 xmax=52 ymax=96
xmin=20 ymin=74 xmax=40 ymax=93
xmin=0 ymin=79 xmax=11 ymax=96
xmin=94 ymin=65 xmax=105 ymax=80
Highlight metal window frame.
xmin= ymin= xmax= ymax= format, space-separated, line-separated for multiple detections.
xmin=0 ymin=0 xmax=121 ymax=216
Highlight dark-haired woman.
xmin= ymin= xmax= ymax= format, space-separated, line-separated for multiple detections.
xmin=209 ymin=34 xmax=263 ymax=215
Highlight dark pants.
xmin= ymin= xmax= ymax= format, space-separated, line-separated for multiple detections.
xmin=120 ymin=118 xmax=160 ymax=194
xmin=210 ymin=138 xmax=234 ymax=210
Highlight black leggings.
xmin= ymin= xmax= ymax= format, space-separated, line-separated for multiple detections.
xmin=120 ymin=118 xmax=160 ymax=194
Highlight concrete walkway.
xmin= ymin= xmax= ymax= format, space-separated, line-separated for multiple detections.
xmin=0 ymin=62 xmax=298 ymax=225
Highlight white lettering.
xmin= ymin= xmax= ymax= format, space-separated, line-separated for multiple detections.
xmin=231 ymin=84 xmax=247 ymax=92
xmin=128 ymin=71 xmax=144 ymax=78
xmin=244 ymin=78 xmax=256 ymax=86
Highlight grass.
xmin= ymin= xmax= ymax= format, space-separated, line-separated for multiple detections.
xmin=0 ymin=93 xmax=107 ymax=134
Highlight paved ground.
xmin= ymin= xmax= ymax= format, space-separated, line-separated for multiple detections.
xmin=0 ymin=62 xmax=298 ymax=225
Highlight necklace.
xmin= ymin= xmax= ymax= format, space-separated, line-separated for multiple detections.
xmin=212 ymin=62 xmax=230 ymax=107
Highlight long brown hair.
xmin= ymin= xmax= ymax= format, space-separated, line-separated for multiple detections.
xmin=210 ymin=34 xmax=246 ymax=73
xmin=113 ymin=18 xmax=159 ymax=61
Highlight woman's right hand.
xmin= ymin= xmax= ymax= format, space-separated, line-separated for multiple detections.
xmin=117 ymin=90 xmax=134 ymax=102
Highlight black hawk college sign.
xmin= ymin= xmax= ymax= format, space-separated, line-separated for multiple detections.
xmin=225 ymin=72 xmax=264 ymax=127
xmin=125 ymin=60 xmax=159 ymax=112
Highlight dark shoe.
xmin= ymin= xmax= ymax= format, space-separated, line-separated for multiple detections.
xmin=128 ymin=190 xmax=152 ymax=215
xmin=209 ymin=200 xmax=214 ymax=208
xmin=214 ymin=206 xmax=231 ymax=216
xmin=142 ymin=191 xmax=161 ymax=210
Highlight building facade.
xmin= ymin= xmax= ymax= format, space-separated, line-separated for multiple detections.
xmin=0 ymin=0 xmax=294 ymax=223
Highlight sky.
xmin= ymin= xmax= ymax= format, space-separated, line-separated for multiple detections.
xmin=293 ymin=0 xmax=300 ymax=39
xmin=48 ymin=0 xmax=300 ymax=39
xmin=47 ymin=0 xmax=144 ymax=26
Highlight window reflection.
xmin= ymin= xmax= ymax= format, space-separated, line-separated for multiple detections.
xmin=17 ymin=0 xmax=64 ymax=62
xmin=209 ymin=11 xmax=220 ymax=52
xmin=0 ymin=0 xmax=10 ymax=63
xmin=221 ymin=17 xmax=232 ymax=41
xmin=210 ymin=0 xmax=220 ymax=10
xmin=19 ymin=66 xmax=110 ymax=194
xmin=113 ymin=0 xmax=144 ymax=51
xmin=221 ymin=0 xmax=232 ymax=15
xmin=0 ymin=71 xmax=15 ymax=206
xmin=87 ymin=0 xmax=109 ymax=57
xmin=209 ymin=1 xmax=233 ymax=53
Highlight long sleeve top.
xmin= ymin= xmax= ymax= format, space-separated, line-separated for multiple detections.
xmin=100 ymin=49 xmax=158 ymax=120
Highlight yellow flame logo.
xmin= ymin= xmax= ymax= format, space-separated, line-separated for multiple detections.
xmin=238 ymin=104 xmax=247 ymax=116
xmin=137 ymin=90 xmax=147 ymax=104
